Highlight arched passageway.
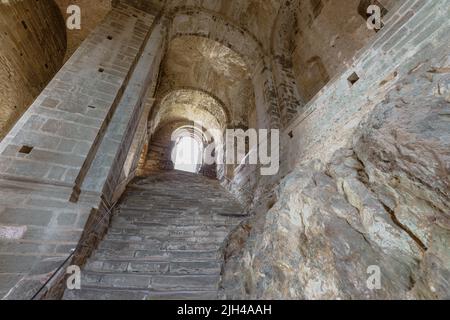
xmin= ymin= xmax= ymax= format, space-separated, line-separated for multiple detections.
xmin=173 ymin=136 xmax=203 ymax=173
xmin=0 ymin=0 xmax=448 ymax=301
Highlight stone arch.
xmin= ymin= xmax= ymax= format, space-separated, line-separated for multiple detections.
xmin=160 ymin=10 xmax=281 ymax=129
xmin=167 ymin=7 xmax=267 ymax=73
xmin=156 ymin=35 xmax=256 ymax=128
xmin=150 ymin=88 xmax=229 ymax=139
xmin=153 ymin=86 xmax=232 ymax=127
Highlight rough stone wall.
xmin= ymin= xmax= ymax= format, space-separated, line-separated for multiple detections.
xmin=230 ymin=0 xmax=448 ymax=212
xmin=0 ymin=0 xmax=67 ymax=140
xmin=221 ymin=0 xmax=450 ymax=299
xmin=221 ymin=49 xmax=450 ymax=300
xmin=285 ymin=0 xmax=448 ymax=169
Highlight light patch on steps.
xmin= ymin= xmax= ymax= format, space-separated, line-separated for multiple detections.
xmin=0 ymin=225 xmax=27 ymax=240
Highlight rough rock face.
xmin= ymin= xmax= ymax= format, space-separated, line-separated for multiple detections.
xmin=220 ymin=55 xmax=450 ymax=299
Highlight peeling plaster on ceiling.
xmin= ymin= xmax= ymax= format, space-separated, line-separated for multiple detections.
xmin=158 ymin=36 xmax=255 ymax=128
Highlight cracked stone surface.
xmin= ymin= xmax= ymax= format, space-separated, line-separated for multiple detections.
xmin=220 ymin=55 xmax=450 ymax=300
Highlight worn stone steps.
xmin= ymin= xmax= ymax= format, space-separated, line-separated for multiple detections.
xmin=64 ymin=287 xmax=218 ymax=300
xmin=85 ymin=259 xmax=221 ymax=275
xmin=79 ymin=272 xmax=220 ymax=291
xmin=92 ymin=249 xmax=220 ymax=262
xmin=107 ymin=227 xmax=230 ymax=239
xmin=63 ymin=170 xmax=246 ymax=300
xmin=97 ymin=239 xmax=224 ymax=251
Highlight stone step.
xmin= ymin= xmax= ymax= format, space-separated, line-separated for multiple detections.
xmin=93 ymin=249 xmax=220 ymax=262
xmin=104 ymin=233 xmax=228 ymax=244
xmin=80 ymin=272 xmax=220 ymax=291
xmin=151 ymin=275 xmax=220 ymax=291
xmin=85 ymin=260 xmax=221 ymax=275
xmin=98 ymin=239 xmax=223 ymax=251
xmin=113 ymin=216 xmax=232 ymax=226
xmin=63 ymin=287 xmax=217 ymax=300
xmin=108 ymin=227 xmax=230 ymax=239
xmin=63 ymin=288 xmax=149 ymax=300
xmin=63 ymin=170 xmax=245 ymax=300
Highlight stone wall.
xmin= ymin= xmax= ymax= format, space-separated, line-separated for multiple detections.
xmin=291 ymin=0 xmax=384 ymax=102
xmin=0 ymin=3 xmax=163 ymax=299
xmin=230 ymin=0 xmax=449 ymax=210
xmin=221 ymin=0 xmax=450 ymax=299
xmin=0 ymin=0 xmax=67 ymax=139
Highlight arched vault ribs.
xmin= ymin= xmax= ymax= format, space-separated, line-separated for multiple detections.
xmin=271 ymin=0 xmax=305 ymax=126
xmin=168 ymin=8 xmax=266 ymax=72
xmin=156 ymin=35 xmax=257 ymax=129
xmin=144 ymin=88 xmax=229 ymax=177
xmin=149 ymin=88 xmax=228 ymax=144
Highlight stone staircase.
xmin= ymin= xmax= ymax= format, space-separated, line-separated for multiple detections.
xmin=63 ymin=170 xmax=246 ymax=300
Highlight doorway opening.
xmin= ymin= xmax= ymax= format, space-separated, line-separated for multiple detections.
xmin=173 ymin=136 xmax=203 ymax=173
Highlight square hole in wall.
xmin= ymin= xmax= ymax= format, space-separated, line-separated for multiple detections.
xmin=18 ymin=145 xmax=33 ymax=154
xmin=288 ymin=131 xmax=294 ymax=139
xmin=107 ymin=35 xmax=113 ymax=40
xmin=348 ymin=72 xmax=360 ymax=87
xmin=98 ymin=68 xmax=104 ymax=73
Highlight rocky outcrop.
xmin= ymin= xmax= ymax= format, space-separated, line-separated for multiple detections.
xmin=220 ymin=55 xmax=450 ymax=299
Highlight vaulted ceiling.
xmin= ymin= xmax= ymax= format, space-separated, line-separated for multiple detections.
xmin=116 ymin=0 xmax=285 ymax=51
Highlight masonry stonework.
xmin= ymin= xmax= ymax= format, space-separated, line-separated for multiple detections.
xmin=0 ymin=0 xmax=448 ymax=300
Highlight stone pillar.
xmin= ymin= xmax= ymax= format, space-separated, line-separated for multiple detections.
xmin=251 ymin=58 xmax=281 ymax=130
xmin=272 ymin=0 xmax=306 ymax=127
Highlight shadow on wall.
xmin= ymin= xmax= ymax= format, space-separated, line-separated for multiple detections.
xmin=0 ymin=0 xmax=67 ymax=140
xmin=292 ymin=0 xmax=394 ymax=103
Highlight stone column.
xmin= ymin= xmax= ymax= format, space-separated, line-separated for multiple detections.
xmin=272 ymin=0 xmax=306 ymax=127
xmin=251 ymin=58 xmax=281 ymax=130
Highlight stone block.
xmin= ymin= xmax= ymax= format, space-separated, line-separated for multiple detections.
xmin=0 ymin=208 xmax=54 ymax=227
